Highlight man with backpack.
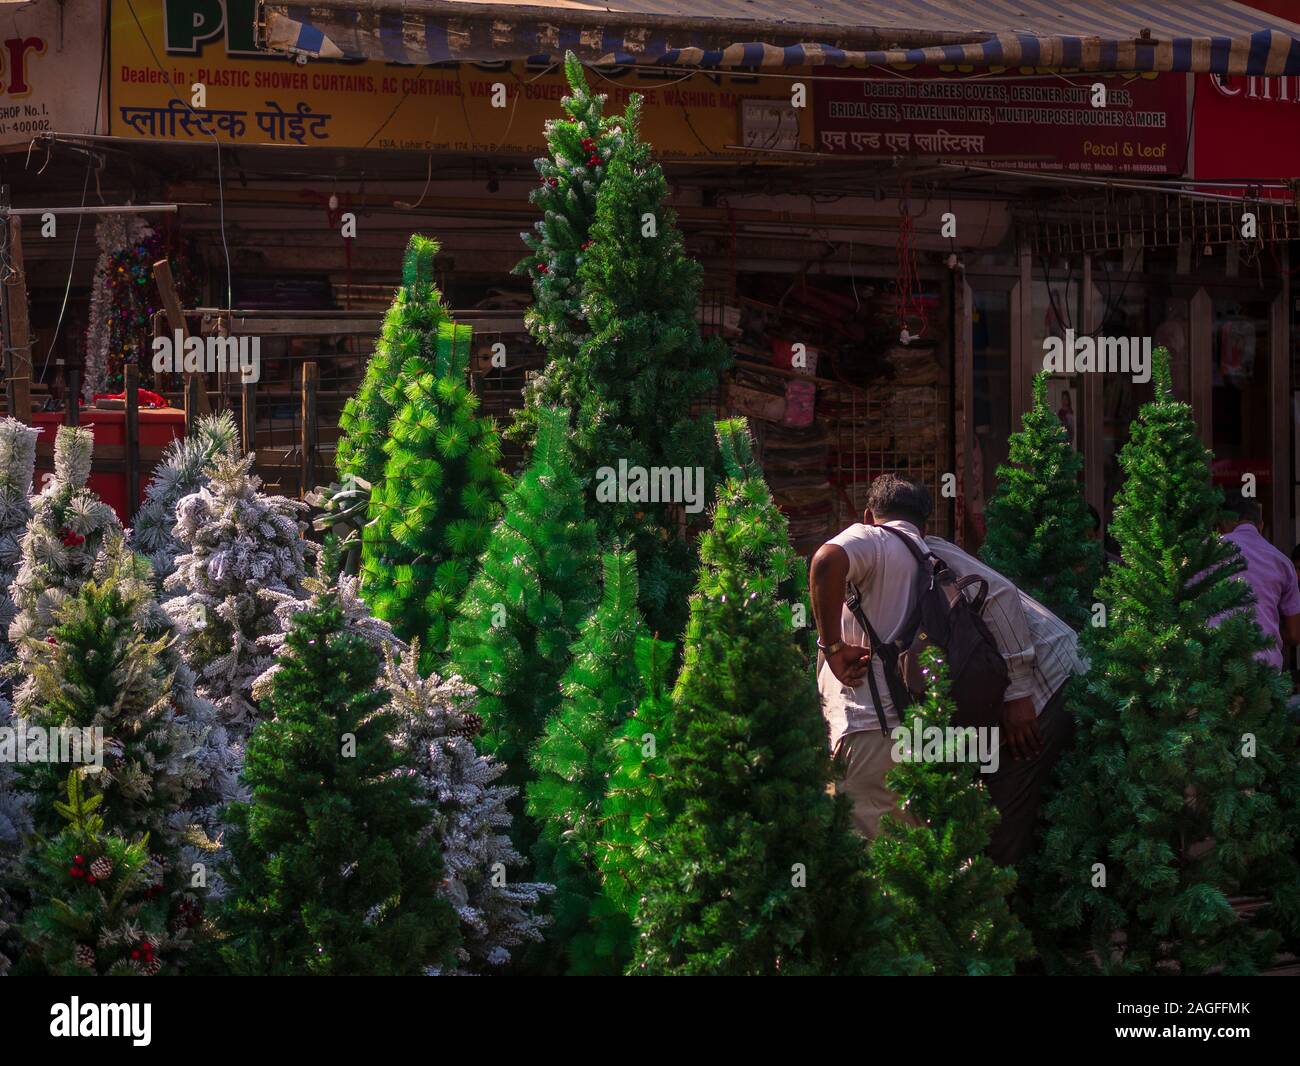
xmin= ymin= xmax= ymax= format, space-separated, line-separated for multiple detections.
xmin=809 ymin=473 xmax=1085 ymax=866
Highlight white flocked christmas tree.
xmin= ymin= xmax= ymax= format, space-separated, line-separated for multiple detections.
xmin=252 ymin=548 xmax=553 ymax=974
xmin=133 ymin=411 xmax=240 ymax=585
xmin=385 ymin=644 xmax=552 ymax=974
xmin=163 ymin=452 xmax=308 ymax=740
xmin=7 ymin=425 xmax=122 ymax=657
xmin=0 ymin=417 xmax=39 ymax=677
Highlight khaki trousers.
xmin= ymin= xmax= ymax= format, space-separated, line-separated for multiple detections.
xmin=830 ymin=729 xmax=918 ymax=840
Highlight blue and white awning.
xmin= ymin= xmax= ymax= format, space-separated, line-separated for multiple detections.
xmin=259 ymin=0 xmax=1300 ymax=74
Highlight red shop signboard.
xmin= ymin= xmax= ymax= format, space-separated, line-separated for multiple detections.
xmin=814 ymin=67 xmax=1188 ymax=174
xmin=1191 ymin=73 xmax=1300 ymax=185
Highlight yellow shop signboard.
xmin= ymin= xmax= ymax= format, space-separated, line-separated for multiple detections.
xmin=110 ymin=0 xmax=811 ymax=158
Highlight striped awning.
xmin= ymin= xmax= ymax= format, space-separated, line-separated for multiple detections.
xmin=259 ymin=0 xmax=1300 ymax=74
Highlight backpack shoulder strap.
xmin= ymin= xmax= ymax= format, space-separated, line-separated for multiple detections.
xmin=879 ymin=522 xmax=935 ymax=566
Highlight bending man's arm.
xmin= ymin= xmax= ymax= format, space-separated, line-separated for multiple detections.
xmin=809 ymin=542 xmax=871 ymax=687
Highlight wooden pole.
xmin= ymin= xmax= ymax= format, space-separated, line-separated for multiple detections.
xmin=184 ymin=374 xmax=201 ymax=434
xmin=241 ymin=380 xmax=256 ymax=459
xmin=153 ymin=258 xmax=211 ymax=416
xmin=124 ymin=363 xmax=140 ymax=522
xmin=300 ymin=360 xmax=318 ymax=499
xmin=3 ymin=214 xmax=33 ymax=423
xmin=65 ymin=365 xmax=80 ymax=426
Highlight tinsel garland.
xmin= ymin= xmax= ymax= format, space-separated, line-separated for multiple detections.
xmin=83 ymin=217 xmax=196 ymax=401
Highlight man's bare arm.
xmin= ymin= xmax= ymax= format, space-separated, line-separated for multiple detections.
xmin=809 ymin=543 xmax=871 ymax=687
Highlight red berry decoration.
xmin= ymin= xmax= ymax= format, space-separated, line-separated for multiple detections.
xmin=131 ymin=949 xmax=141 ymax=960
xmin=45 ymin=637 xmax=57 ymax=646
xmin=587 ymin=155 xmax=599 ymax=167
xmin=68 ymin=866 xmax=82 ymax=878
xmin=73 ymin=855 xmax=85 ymax=865
xmin=61 ymin=529 xmax=85 ymax=547
xmin=547 ymin=178 xmax=558 ymax=188
xmin=86 ymin=874 xmax=97 ymax=885
xmin=536 ymin=263 xmax=548 ymax=274
xmin=581 ymin=241 xmax=593 ymax=251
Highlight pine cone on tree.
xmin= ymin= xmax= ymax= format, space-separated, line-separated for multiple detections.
xmin=74 ymin=944 xmax=95 ymax=969
xmin=453 ymin=712 xmax=483 ymax=738
xmin=89 ymin=856 xmax=113 ymax=880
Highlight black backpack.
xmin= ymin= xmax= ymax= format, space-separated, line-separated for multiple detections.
xmin=845 ymin=525 xmax=1009 ymax=730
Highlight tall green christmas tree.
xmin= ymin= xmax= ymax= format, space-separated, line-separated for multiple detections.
xmin=360 ymin=242 xmax=510 ymax=663
xmin=631 ymin=457 xmax=896 ymax=975
xmin=515 ymin=58 xmax=729 ymax=636
xmin=597 ymin=630 xmax=676 ymax=923
xmin=218 ymin=594 xmax=460 ymax=975
xmin=871 ymin=649 xmax=1032 ymax=975
xmin=448 ymin=405 xmax=599 ymax=803
xmin=527 ymin=550 xmax=642 ymax=974
xmin=1036 ymin=347 xmax=1300 ymax=975
xmin=337 ymin=235 xmax=464 ymax=489
xmin=980 ymin=372 xmax=1099 ymax=629
xmin=17 ymin=773 xmax=195 ymax=976
xmin=510 ymin=52 xmax=617 ymax=449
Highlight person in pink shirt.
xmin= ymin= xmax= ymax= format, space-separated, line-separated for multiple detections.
xmin=1217 ymin=491 xmax=1300 ymax=670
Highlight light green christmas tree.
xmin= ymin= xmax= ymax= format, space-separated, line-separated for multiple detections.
xmin=1035 ymin=347 xmax=1300 ymax=975
xmin=336 ymin=235 xmax=461 ymax=488
xmin=980 ymin=372 xmax=1099 ymax=629
xmin=527 ymin=550 xmax=642 ymax=974
xmin=359 ymin=239 xmax=510 ymax=664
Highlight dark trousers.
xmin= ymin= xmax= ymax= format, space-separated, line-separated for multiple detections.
xmin=986 ymin=682 xmax=1073 ymax=868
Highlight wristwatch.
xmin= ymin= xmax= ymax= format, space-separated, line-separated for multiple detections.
xmin=817 ymin=638 xmax=844 ymax=655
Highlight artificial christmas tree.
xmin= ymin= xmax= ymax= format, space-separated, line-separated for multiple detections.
xmin=448 ymin=405 xmax=599 ymax=802
xmin=509 ymin=52 xmax=617 ymax=450
xmin=163 ymin=452 xmax=308 ymax=740
xmin=519 ymin=82 xmax=728 ymax=635
xmin=596 ymin=630 xmax=676 ymax=922
xmin=0 ymin=418 xmax=40 ymax=675
xmin=133 ymin=411 xmax=240 ymax=584
xmin=871 ymin=649 xmax=1032 ymax=975
xmin=7 ymin=425 xmax=122 ymax=653
xmin=386 ymin=644 xmax=551 ymax=974
xmin=1036 ymin=347 xmax=1300 ymax=975
xmin=336 ymin=235 xmax=466 ymax=489
xmin=218 ymin=595 xmax=459 ymax=975
xmin=980 ymin=372 xmax=1098 ymax=629
xmin=631 ymin=457 xmax=895 ymax=975
xmin=699 ymin=418 xmax=806 ymax=611
xmin=633 ymin=562 xmax=898 ymax=975
xmin=17 ymin=773 xmax=195 ymax=976
xmin=360 ymin=260 xmax=510 ymax=662
xmin=14 ymin=544 xmax=219 ymax=850
xmin=528 ymin=550 xmax=642 ymax=974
